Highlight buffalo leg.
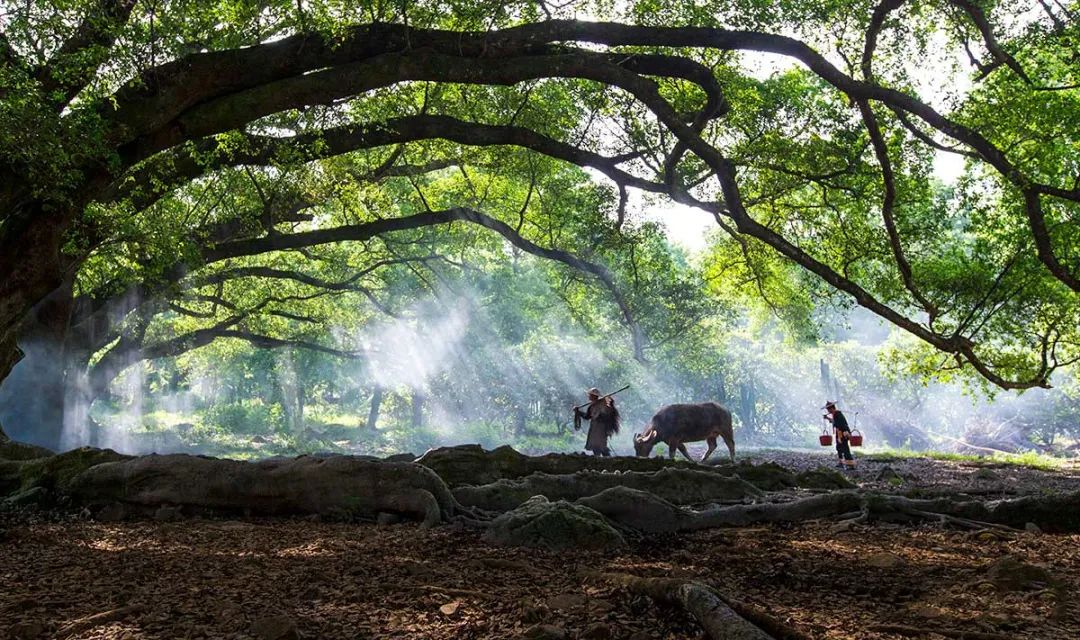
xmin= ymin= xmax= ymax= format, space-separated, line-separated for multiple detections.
xmin=725 ymin=435 xmax=736 ymax=462
xmin=667 ymin=440 xmax=678 ymax=459
xmin=676 ymin=442 xmax=695 ymax=462
xmin=701 ymin=437 xmax=717 ymax=463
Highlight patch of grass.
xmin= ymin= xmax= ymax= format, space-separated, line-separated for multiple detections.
xmin=863 ymin=448 xmax=1064 ymax=471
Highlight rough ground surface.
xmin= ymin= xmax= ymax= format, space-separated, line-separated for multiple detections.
xmin=732 ymin=449 xmax=1080 ymax=497
xmin=3 ymin=451 xmax=1079 ymax=639
xmin=1 ymin=515 xmax=1076 ymax=639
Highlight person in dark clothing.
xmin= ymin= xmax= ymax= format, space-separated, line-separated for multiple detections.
xmin=573 ymin=388 xmax=620 ymax=456
xmin=824 ymin=401 xmax=855 ymax=469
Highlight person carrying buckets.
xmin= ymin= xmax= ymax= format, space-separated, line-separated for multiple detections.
xmin=823 ymin=401 xmax=856 ymax=470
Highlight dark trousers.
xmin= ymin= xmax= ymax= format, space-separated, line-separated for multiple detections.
xmin=836 ymin=439 xmax=853 ymax=461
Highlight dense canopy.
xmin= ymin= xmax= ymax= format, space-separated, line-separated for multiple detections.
xmin=0 ymin=0 xmax=1078 ymax=450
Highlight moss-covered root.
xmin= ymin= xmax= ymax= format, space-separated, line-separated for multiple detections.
xmin=483 ymin=496 xmax=626 ymax=551
xmin=0 ymin=439 xmax=54 ymax=461
xmin=67 ymin=453 xmax=464 ymax=524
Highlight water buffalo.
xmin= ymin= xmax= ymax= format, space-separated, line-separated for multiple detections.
xmin=633 ymin=402 xmax=735 ymax=462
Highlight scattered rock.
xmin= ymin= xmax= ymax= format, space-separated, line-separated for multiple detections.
xmin=627 ymin=633 xmax=652 ymax=640
xmin=520 ymin=624 xmax=568 ymax=640
xmin=865 ymin=552 xmax=904 ymax=569
xmin=973 ymin=468 xmax=1000 ymax=482
xmin=483 ymin=496 xmax=626 ymax=551
xmin=439 ymin=600 xmax=462 ymax=616
xmin=582 ymin=622 xmax=613 ymax=639
xmin=250 ymin=615 xmax=301 ymax=640
xmin=1025 ymin=522 xmax=1042 ymax=534
xmin=986 ymin=555 xmax=1053 ymax=591
xmin=546 ymin=593 xmax=586 ymax=610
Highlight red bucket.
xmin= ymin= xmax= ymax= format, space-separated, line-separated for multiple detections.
xmin=849 ymin=429 xmax=863 ymax=447
xmin=819 ymin=431 xmax=833 ymax=447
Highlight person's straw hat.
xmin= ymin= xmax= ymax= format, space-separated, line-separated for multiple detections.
xmin=822 ymin=400 xmax=837 ymax=409
xmin=587 ymin=387 xmax=601 ymax=397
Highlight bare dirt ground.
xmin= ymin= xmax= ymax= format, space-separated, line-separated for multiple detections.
xmin=737 ymin=448 xmax=1080 ymax=496
xmin=2 ymin=453 xmax=1079 ymax=640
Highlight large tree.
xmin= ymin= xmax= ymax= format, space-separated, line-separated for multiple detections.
xmin=1 ymin=0 xmax=1078 ymax=450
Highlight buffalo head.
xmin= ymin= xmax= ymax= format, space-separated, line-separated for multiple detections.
xmin=633 ymin=427 xmax=659 ymax=457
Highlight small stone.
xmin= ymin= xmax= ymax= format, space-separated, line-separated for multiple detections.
xmin=439 ymin=601 xmax=462 ymax=616
xmin=628 ymin=633 xmax=653 ymax=640
xmin=986 ymin=555 xmax=1052 ymax=591
xmin=973 ymin=468 xmax=1000 ymax=482
xmin=250 ymin=615 xmax=301 ymax=640
xmin=582 ymin=622 xmax=613 ymax=639
xmin=1024 ymin=522 xmax=1042 ymax=534
xmin=520 ymin=624 xmax=568 ymax=640
xmin=865 ymin=552 xmax=904 ymax=569
xmin=546 ymin=593 xmax=586 ymax=610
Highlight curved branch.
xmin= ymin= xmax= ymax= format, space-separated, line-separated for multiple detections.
xmin=204 ymin=207 xmax=648 ymax=361
xmin=36 ymin=0 xmax=138 ymax=108
xmin=856 ymin=99 xmax=938 ymax=320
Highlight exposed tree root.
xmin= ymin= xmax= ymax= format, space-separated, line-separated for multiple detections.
xmin=66 ymin=454 xmax=468 ymax=526
xmin=417 ymin=444 xmax=704 ymax=487
xmin=578 ymin=488 xmax=1080 ymax=533
xmin=587 ymin=572 xmax=777 ymax=640
xmin=453 ymin=467 xmax=760 ymax=512
xmin=56 ymin=605 xmax=145 ymax=638
xmin=868 ymin=624 xmax=1012 ymax=639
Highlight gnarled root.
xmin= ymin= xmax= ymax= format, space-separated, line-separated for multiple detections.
xmin=587 ymin=572 xmax=781 ymax=640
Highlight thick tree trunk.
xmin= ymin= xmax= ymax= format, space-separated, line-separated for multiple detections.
xmin=365 ymin=386 xmax=384 ymax=430
xmin=0 ymin=281 xmax=83 ymax=450
xmin=514 ymin=405 xmax=527 ymax=436
xmin=0 ymin=199 xmax=77 ymax=389
xmin=412 ymin=391 xmax=424 ymax=430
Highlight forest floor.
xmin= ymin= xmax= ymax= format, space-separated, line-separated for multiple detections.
xmin=2 ymin=452 xmax=1079 ymax=640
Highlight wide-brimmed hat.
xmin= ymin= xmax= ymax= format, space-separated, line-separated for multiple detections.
xmin=822 ymin=401 xmax=837 ymax=409
xmin=587 ymin=387 xmax=601 ymax=397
